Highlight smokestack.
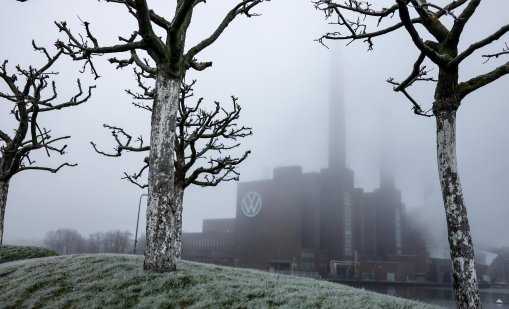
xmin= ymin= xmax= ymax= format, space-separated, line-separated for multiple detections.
xmin=380 ymin=161 xmax=396 ymax=189
xmin=328 ymin=52 xmax=346 ymax=169
xmin=379 ymin=103 xmax=395 ymax=189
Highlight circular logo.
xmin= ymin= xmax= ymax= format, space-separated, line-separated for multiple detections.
xmin=241 ymin=191 xmax=262 ymax=217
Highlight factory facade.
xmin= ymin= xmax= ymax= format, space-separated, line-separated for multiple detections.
xmin=182 ymin=164 xmax=427 ymax=281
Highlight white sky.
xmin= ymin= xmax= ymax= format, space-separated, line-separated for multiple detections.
xmin=1 ymin=0 xmax=508 ymax=250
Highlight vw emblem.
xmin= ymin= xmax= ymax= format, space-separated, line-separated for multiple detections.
xmin=241 ymin=192 xmax=262 ymax=217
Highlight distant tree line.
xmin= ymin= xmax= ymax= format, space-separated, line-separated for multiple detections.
xmin=44 ymin=228 xmax=146 ymax=255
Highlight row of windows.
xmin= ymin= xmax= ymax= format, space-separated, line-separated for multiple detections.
xmin=185 ymin=250 xmax=227 ymax=257
xmin=186 ymin=239 xmax=230 ymax=248
xmin=344 ymin=192 xmax=353 ymax=257
xmin=395 ymin=208 xmax=402 ymax=255
xmin=301 ymin=251 xmax=315 ymax=259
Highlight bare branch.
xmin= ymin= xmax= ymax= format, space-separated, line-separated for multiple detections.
xmin=482 ymin=42 xmax=509 ymax=62
xmin=32 ymin=40 xmax=52 ymax=61
xmin=327 ymin=1 xmax=398 ymax=17
xmin=14 ymin=162 xmax=76 ymax=175
xmin=122 ymin=172 xmax=149 ymax=189
xmin=1 ymin=43 xmax=91 ymax=181
xmin=54 ymin=21 xmax=146 ymax=79
xmin=314 ymin=0 xmax=466 ymax=49
xmin=91 ymin=124 xmax=149 ymax=158
xmin=130 ymin=50 xmax=157 ymax=75
xmin=394 ymin=52 xmax=427 ymax=91
xmin=386 ymin=52 xmax=434 ymax=117
xmin=172 ymin=0 xmax=196 ymax=32
xmin=105 ymin=0 xmax=171 ymax=30
xmin=450 ymin=24 xmax=509 ymax=67
xmin=458 ymin=61 xmax=509 ymax=99
xmin=446 ymin=0 xmax=481 ymax=48
xmin=132 ymin=0 xmax=167 ymax=61
xmin=186 ymin=150 xmax=251 ymax=188
xmin=0 ymin=60 xmax=21 ymax=96
xmin=38 ymin=80 xmax=95 ymax=112
xmin=187 ymin=59 xmax=213 ymax=72
xmin=0 ymin=130 xmax=12 ymax=144
xmin=397 ymin=0 xmax=448 ymax=66
xmin=408 ymin=0 xmax=449 ymax=42
xmin=185 ymin=0 xmax=264 ymax=62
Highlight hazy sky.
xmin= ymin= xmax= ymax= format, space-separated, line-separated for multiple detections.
xmin=1 ymin=0 xmax=508 ymax=251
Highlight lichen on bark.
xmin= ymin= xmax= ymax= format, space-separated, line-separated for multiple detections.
xmin=435 ymin=108 xmax=481 ymax=308
xmin=0 ymin=181 xmax=9 ymax=247
xmin=143 ymin=73 xmax=182 ymax=272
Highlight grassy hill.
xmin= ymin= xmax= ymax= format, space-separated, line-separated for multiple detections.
xmin=0 ymin=255 xmax=443 ymax=308
xmin=0 ymin=245 xmax=58 ymax=264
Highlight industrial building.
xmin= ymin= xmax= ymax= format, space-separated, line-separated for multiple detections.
xmin=182 ymin=67 xmax=428 ymax=281
xmin=182 ymin=163 xmax=427 ymax=281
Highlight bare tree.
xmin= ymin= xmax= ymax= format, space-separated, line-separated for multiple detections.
xmin=44 ymin=229 xmax=133 ymax=254
xmin=44 ymin=228 xmax=87 ymax=255
xmin=54 ymin=0 xmax=265 ymax=272
xmin=91 ymin=74 xmax=251 ymax=249
xmin=314 ymin=1 xmax=509 ymax=307
xmin=0 ymin=42 xmax=93 ymax=246
xmin=86 ymin=232 xmax=103 ymax=253
xmin=87 ymin=230 xmax=133 ymax=253
xmin=92 ymin=75 xmax=252 ymax=187
xmin=103 ymin=230 xmax=133 ymax=253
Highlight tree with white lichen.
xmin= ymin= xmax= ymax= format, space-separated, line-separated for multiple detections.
xmin=54 ymin=0 xmax=266 ymax=272
xmin=90 ymin=75 xmax=251 ymax=257
xmin=314 ymin=0 xmax=509 ymax=308
xmin=0 ymin=42 xmax=93 ymax=247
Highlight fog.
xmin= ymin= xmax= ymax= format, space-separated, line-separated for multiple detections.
xmin=1 ymin=0 xmax=508 ymax=252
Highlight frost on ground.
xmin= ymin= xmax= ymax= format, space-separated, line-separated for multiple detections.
xmin=0 ymin=255 xmax=444 ymax=308
xmin=0 ymin=245 xmax=58 ymax=264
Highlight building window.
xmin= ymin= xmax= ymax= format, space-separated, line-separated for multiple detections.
xmin=387 ymin=272 xmax=396 ymax=282
xmin=362 ymin=271 xmax=374 ymax=280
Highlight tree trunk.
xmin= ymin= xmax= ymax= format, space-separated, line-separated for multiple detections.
xmin=174 ymin=186 xmax=184 ymax=259
xmin=143 ymin=71 xmax=182 ymax=272
xmin=0 ymin=180 xmax=9 ymax=247
xmin=435 ymin=109 xmax=481 ymax=308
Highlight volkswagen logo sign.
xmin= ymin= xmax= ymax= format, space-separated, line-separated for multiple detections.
xmin=241 ymin=191 xmax=262 ymax=217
